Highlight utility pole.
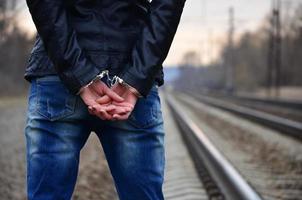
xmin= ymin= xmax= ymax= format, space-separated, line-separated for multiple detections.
xmin=208 ymin=29 xmax=213 ymax=64
xmin=267 ymin=0 xmax=282 ymax=98
xmin=299 ymin=16 xmax=302 ymax=39
xmin=226 ymin=7 xmax=235 ymax=93
xmin=200 ymin=0 xmax=207 ymax=66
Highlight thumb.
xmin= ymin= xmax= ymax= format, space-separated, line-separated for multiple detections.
xmin=96 ymin=95 xmax=111 ymax=104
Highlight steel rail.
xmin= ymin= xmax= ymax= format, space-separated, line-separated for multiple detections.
xmin=188 ymin=91 xmax=302 ymax=110
xmin=231 ymin=96 xmax=302 ymax=110
xmin=188 ymin=93 xmax=302 ymax=140
xmin=166 ymin=93 xmax=263 ymax=200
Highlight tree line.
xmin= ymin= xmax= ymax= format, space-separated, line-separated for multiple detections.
xmin=0 ymin=0 xmax=34 ymax=96
xmin=175 ymin=4 xmax=302 ymax=96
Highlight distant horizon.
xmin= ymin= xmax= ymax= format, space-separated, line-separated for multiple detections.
xmin=17 ymin=0 xmax=301 ymax=66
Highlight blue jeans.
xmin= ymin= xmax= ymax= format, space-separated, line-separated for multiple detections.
xmin=24 ymin=75 xmax=165 ymax=200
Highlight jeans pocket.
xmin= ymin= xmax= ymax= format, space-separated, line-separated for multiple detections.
xmin=35 ymin=75 xmax=77 ymax=121
xmin=128 ymin=84 xmax=163 ymax=128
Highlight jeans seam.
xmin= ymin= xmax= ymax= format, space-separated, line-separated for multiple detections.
xmin=35 ymin=80 xmax=77 ymax=121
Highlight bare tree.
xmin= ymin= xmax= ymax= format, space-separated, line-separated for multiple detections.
xmin=0 ymin=0 xmax=35 ymax=96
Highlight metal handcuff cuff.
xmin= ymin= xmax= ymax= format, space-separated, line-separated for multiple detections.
xmin=76 ymin=70 xmax=143 ymax=98
xmin=110 ymin=75 xmax=143 ymax=98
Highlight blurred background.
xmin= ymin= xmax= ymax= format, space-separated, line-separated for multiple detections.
xmin=0 ymin=0 xmax=302 ymax=200
xmin=165 ymin=0 xmax=302 ymax=99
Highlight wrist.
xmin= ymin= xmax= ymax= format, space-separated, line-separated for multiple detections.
xmin=113 ymin=76 xmax=143 ymax=98
xmin=76 ymin=70 xmax=109 ymax=95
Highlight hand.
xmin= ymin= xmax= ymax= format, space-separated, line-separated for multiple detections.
xmin=95 ymin=83 xmax=138 ymax=120
xmin=79 ymin=80 xmax=126 ymax=120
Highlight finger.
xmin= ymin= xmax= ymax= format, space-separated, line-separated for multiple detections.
xmin=91 ymin=109 xmax=106 ymax=120
xmin=104 ymin=87 xmax=124 ymax=102
xmin=108 ymin=103 xmax=133 ymax=114
xmin=112 ymin=101 xmax=134 ymax=109
xmin=108 ymin=107 xmax=127 ymax=115
xmin=98 ymin=109 xmax=113 ymax=120
xmin=96 ymin=95 xmax=111 ymax=104
xmin=92 ymin=105 xmax=113 ymax=120
xmin=93 ymin=109 xmax=110 ymax=120
xmin=103 ymin=104 xmax=117 ymax=112
xmin=112 ymin=113 xmax=130 ymax=121
xmin=90 ymin=106 xmax=105 ymax=119
xmin=112 ymin=114 xmax=130 ymax=121
xmin=88 ymin=106 xmax=95 ymax=115
xmin=95 ymin=113 xmax=107 ymax=120
xmin=93 ymin=102 xmax=116 ymax=112
xmin=92 ymin=103 xmax=115 ymax=113
xmin=90 ymin=106 xmax=101 ymax=116
xmin=114 ymin=105 xmax=133 ymax=113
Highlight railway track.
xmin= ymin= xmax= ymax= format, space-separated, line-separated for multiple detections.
xmin=185 ymin=92 xmax=302 ymax=140
xmin=196 ymin=92 xmax=302 ymax=111
xmin=185 ymin=91 xmax=302 ymax=123
xmin=166 ymin=90 xmax=302 ymax=200
xmin=165 ymin=93 xmax=262 ymax=200
xmin=196 ymin=92 xmax=302 ymax=123
xmin=231 ymin=95 xmax=302 ymax=111
xmin=1 ymin=93 xmax=301 ymax=200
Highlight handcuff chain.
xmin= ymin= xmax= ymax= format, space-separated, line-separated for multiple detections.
xmin=104 ymin=71 xmax=118 ymax=88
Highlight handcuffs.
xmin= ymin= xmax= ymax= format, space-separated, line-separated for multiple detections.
xmin=76 ymin=70 xmax=143 ymax=98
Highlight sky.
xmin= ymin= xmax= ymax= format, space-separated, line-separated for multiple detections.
xmin=165 ymin=0 xmax=272 ymax=66
xmin=16 ymin=0 xmax=301 ymax=66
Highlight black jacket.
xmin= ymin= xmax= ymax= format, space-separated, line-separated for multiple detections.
xmin=24 ymin=0 xmax=186 ymax=97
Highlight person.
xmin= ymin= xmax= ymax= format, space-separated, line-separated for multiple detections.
xmin=24 ymin=0 xmax=186 ymax=199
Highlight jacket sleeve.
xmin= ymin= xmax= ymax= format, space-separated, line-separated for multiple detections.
xmin=118 ymin=0 xmax=186 ymax=98
xmin=26 ymin=0 xmax=102 ymax=95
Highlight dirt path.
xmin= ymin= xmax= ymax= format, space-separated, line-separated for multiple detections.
xmin=0 ymin=97 xmax=117 ymax=200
